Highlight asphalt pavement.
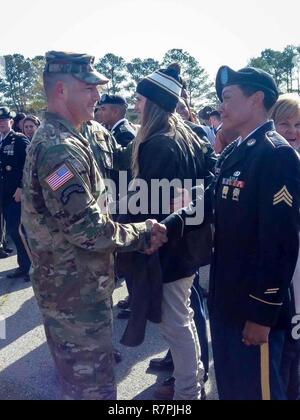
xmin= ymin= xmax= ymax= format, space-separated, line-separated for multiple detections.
xmin=0 ymin=251 xmax=218 ymax=400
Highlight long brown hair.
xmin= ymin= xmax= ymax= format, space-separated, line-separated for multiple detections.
xmin=132 ymin=98 xmax=201 ymax=178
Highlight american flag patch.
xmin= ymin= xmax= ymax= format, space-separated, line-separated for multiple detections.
xmin=46 ymin=164 xmax=74 ymax=191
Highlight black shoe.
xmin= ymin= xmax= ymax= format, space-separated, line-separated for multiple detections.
xmin=0 ymin=249 xmax=9 ymax=259
xmin=149 ymin=352 xmax=174 ymax=371
xmin=117 ymin=309 xmax=131 ymax=320
xmin=7 ymin=269 xmax=28 ymax=279
xmin=117 ymin=298 xmax=131 ymax=310
xmin=114 ymin=350 xmax=122 ymax=364
xmin=4 ymin=247 xmax=13 ymax=254
xmin=163 ymin=376 xmax=175 ymax=386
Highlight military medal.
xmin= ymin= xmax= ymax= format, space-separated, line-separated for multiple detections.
xmin=222 ymin=186 xmax=229 ymax=200
xmin=5 ymin=165 xmax=12 ymax=171
xmin=247 ymin=139 xmax=256 ymax=147
xmin=232 ymin=188 xmax=241 ymax=202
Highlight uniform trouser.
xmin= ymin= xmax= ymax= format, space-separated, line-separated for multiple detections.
xmin=210 ymin=316 xmax=286 ymax=400
xmin=191 ymin=273 xmax=209 ymax=377
xmin=280 ymin=339 xmax=300 ymax=400
xmin=0 ymin=210 xmax=6 ymax=248
xmin=3 ymin=201 xmax=31 ymax=273
xmin=160 ymin=276 xmax=204 ymax=400
xmin=42 ymin=298 xmax=116 ymax=400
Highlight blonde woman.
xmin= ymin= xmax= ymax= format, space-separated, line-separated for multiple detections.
xmin=270 ymin=94 xmax=300 ymax=153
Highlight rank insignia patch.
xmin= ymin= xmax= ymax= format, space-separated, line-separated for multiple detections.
xmin=273 ymin=186 xmax=293 ymax=207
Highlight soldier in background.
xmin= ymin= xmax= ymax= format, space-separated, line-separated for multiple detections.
xmin=0 ymin=107 xmax=31 ymax=279
xmin=21 ymin=51 xmax=167 ymax=400
xmin=95 ymin=94 xmax=137 ymax=147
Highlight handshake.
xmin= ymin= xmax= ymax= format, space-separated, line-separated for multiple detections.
xmin=144 ymin=219 xmax=168 ymax=255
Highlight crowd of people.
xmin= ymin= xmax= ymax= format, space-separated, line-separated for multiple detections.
xmin=0 ymin=50 xmax=299 ymax=401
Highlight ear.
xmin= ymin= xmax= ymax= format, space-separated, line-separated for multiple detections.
xmin=252 ymin=91 xmax=265 ymax=107
xmin=55 ymin=81 xmax=66 ymax=98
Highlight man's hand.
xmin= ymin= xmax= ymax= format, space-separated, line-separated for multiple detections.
xmin=144 ymin=219 xmax=168 ymax=255
xmin=242 ymin=321 xmax=271 ymax=346
xmin=13 ymin=188 xmax=22 ymax=203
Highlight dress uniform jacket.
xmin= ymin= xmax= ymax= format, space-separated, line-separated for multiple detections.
xmin=164 ymin=121 xmax=300 ymax=327
xmin=0 ymin=130 xmax=30 ymax=207
xmin=209 ymin=121 xmax=300 ymax=329
xmin=111 ymin=119 xmax=136 ymax=147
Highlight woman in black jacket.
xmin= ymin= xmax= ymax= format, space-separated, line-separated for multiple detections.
xmin=127 ymin=66 xmax=215 ymax=400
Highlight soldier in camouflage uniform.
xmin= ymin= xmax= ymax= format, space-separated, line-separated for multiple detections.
xmin=21 ymin=51 xmax=167 ymax=400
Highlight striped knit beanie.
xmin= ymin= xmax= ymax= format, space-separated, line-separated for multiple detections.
xmin=136 ymin=66 xmax=183 ymax=113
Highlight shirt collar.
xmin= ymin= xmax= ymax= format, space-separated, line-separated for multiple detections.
xmin=237 ymin=120 xmax=270 ymax=146
xmin=111 ymin=118 xmax=127 ymax=133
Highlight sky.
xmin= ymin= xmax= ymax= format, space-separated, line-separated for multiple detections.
xmin=0 ymin=0 xmax=299 ymax=79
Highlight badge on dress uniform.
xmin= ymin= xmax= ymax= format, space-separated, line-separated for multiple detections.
xmin=5 ymin=166 xmax=12 ymax=172
xmin=222 ymin=186 xmax=229 ymax=199
xmin=247 ymin=139 xmax=256 ymax=147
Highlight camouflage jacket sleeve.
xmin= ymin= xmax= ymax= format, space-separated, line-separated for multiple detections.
xmin=37 ymin=143 xmax=149 ymax=253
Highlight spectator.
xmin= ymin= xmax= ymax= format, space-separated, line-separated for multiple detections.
xmin=23 ymin=115 xmax=41 ymax=141
xmin=270 ymin=94 xmax=300 ymax=153
xmin=13 ymin=112 xmax=26 ymax=133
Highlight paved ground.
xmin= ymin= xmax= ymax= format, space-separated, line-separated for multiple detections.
xmin=0 ymin=251 xmax=218 ymax=400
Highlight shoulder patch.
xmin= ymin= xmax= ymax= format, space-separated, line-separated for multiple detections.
xmin=60 ymin=184 xmax=85 ymax=205
xmin=46 ymin=164 xmax=75 ymax=191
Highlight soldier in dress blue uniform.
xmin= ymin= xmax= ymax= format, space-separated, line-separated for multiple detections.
xmin=95 ymin=94 xmax=137 ymax=147
xmin=163 ymin=66 xmax=300 ymax=400
xmin=0 ymin=107 xmax=31 ymax=280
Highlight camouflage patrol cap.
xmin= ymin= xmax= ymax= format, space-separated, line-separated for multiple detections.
xmin=0 ymin=106 xmax=16 ymax=120
xmin=216 ymin=65 xmax=279 ymax=106
xmin=44 ymin=51 xmax=109 ymax=85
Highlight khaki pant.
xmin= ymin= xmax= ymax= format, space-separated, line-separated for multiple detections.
xmin=160 ymin=276 xmax=204 ymax=400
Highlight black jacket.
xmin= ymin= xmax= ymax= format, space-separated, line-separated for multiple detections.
xmin=119 ymin=130 xmax=216 ymax=283
xmin=112 ymin=119 xmax=136 ymax=147
xmin=0 ymin=130 xmax=30 ymax=206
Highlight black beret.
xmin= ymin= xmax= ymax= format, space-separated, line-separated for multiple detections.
xmin=216 ymin=66 xmax=279 ymax=105
xmin=99 ymin=94 xmax=128 ymax=107
xmin=0 ymin=106 xmax=16 ymax=120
